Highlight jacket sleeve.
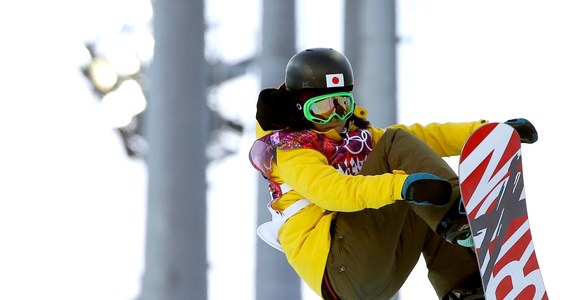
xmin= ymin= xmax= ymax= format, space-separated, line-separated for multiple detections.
xmin=386 ymin=120 xmax=488 ymax=157
xmin=273 ymin=147 xmax=408 ymax=212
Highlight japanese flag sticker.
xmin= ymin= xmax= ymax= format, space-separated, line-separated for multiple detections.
xmin=325 ymin=73 xmax=344 ymax=87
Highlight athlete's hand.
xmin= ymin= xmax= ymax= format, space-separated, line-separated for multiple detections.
xmin=505 ymin=118 xmax=538 ymax=144
xmin=401 ymin=173 xmax=452 ymax=206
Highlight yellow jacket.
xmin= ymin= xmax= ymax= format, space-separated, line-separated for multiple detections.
xmin=254 ymin=106 xmax=487 ymax=296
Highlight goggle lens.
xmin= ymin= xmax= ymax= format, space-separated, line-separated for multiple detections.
xmin=303 ymin=92 xmax=355 ymax=124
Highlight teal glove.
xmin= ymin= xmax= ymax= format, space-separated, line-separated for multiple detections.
xmin=505 ymin=118 xmax=538 ymax=144
xmin=402 ymin=173 xmax=452 ymax=206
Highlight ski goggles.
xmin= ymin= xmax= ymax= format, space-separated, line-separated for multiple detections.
xmin=302 ymin=92 xmax=355 ymax=124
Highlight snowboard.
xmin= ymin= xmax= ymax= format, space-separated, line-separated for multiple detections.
xmin=458 ymin=122 xmax=548 ymax=300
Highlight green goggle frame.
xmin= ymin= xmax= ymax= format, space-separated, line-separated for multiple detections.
xmin=302 ymin=92 xmax=355 ymax=124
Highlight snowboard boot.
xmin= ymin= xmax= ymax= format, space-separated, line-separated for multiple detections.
xmin=436 ymin=198 xmax=474 ymax=247
xmin=444 ymin=273 xmax=485 ymax=300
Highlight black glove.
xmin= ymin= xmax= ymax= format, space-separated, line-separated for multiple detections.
xmin=256 ymin=88 xmax=295 ymax=131
xmin=401 ymin=173 xmax=452 ymax=206
xmin=505 ymin=118 xmax=538 ymax=144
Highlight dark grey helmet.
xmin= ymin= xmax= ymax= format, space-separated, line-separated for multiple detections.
xmin=285 ymin=48 xmax=354 ymax=93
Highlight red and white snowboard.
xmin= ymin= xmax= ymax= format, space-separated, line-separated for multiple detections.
xmin=459 ymin=122 xmax=548 ymax=300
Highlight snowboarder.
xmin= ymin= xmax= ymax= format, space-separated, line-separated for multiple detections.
xmin=249 ymin=48 xmax=536 ymax=299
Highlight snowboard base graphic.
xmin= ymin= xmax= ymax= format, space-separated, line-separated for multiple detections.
xmin=459 ymin=122 xmax=548 ymax=299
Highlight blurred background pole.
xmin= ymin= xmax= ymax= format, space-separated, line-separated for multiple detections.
xmin=255 ymin=1 xmax=301 ymax=299
xmin=345 ymin=1 xmax=399 ymax=298
xmin=141 ymin=0 xmax=208 ymax=299
xmin=345 ymin=0 xmax=398 ymax=128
